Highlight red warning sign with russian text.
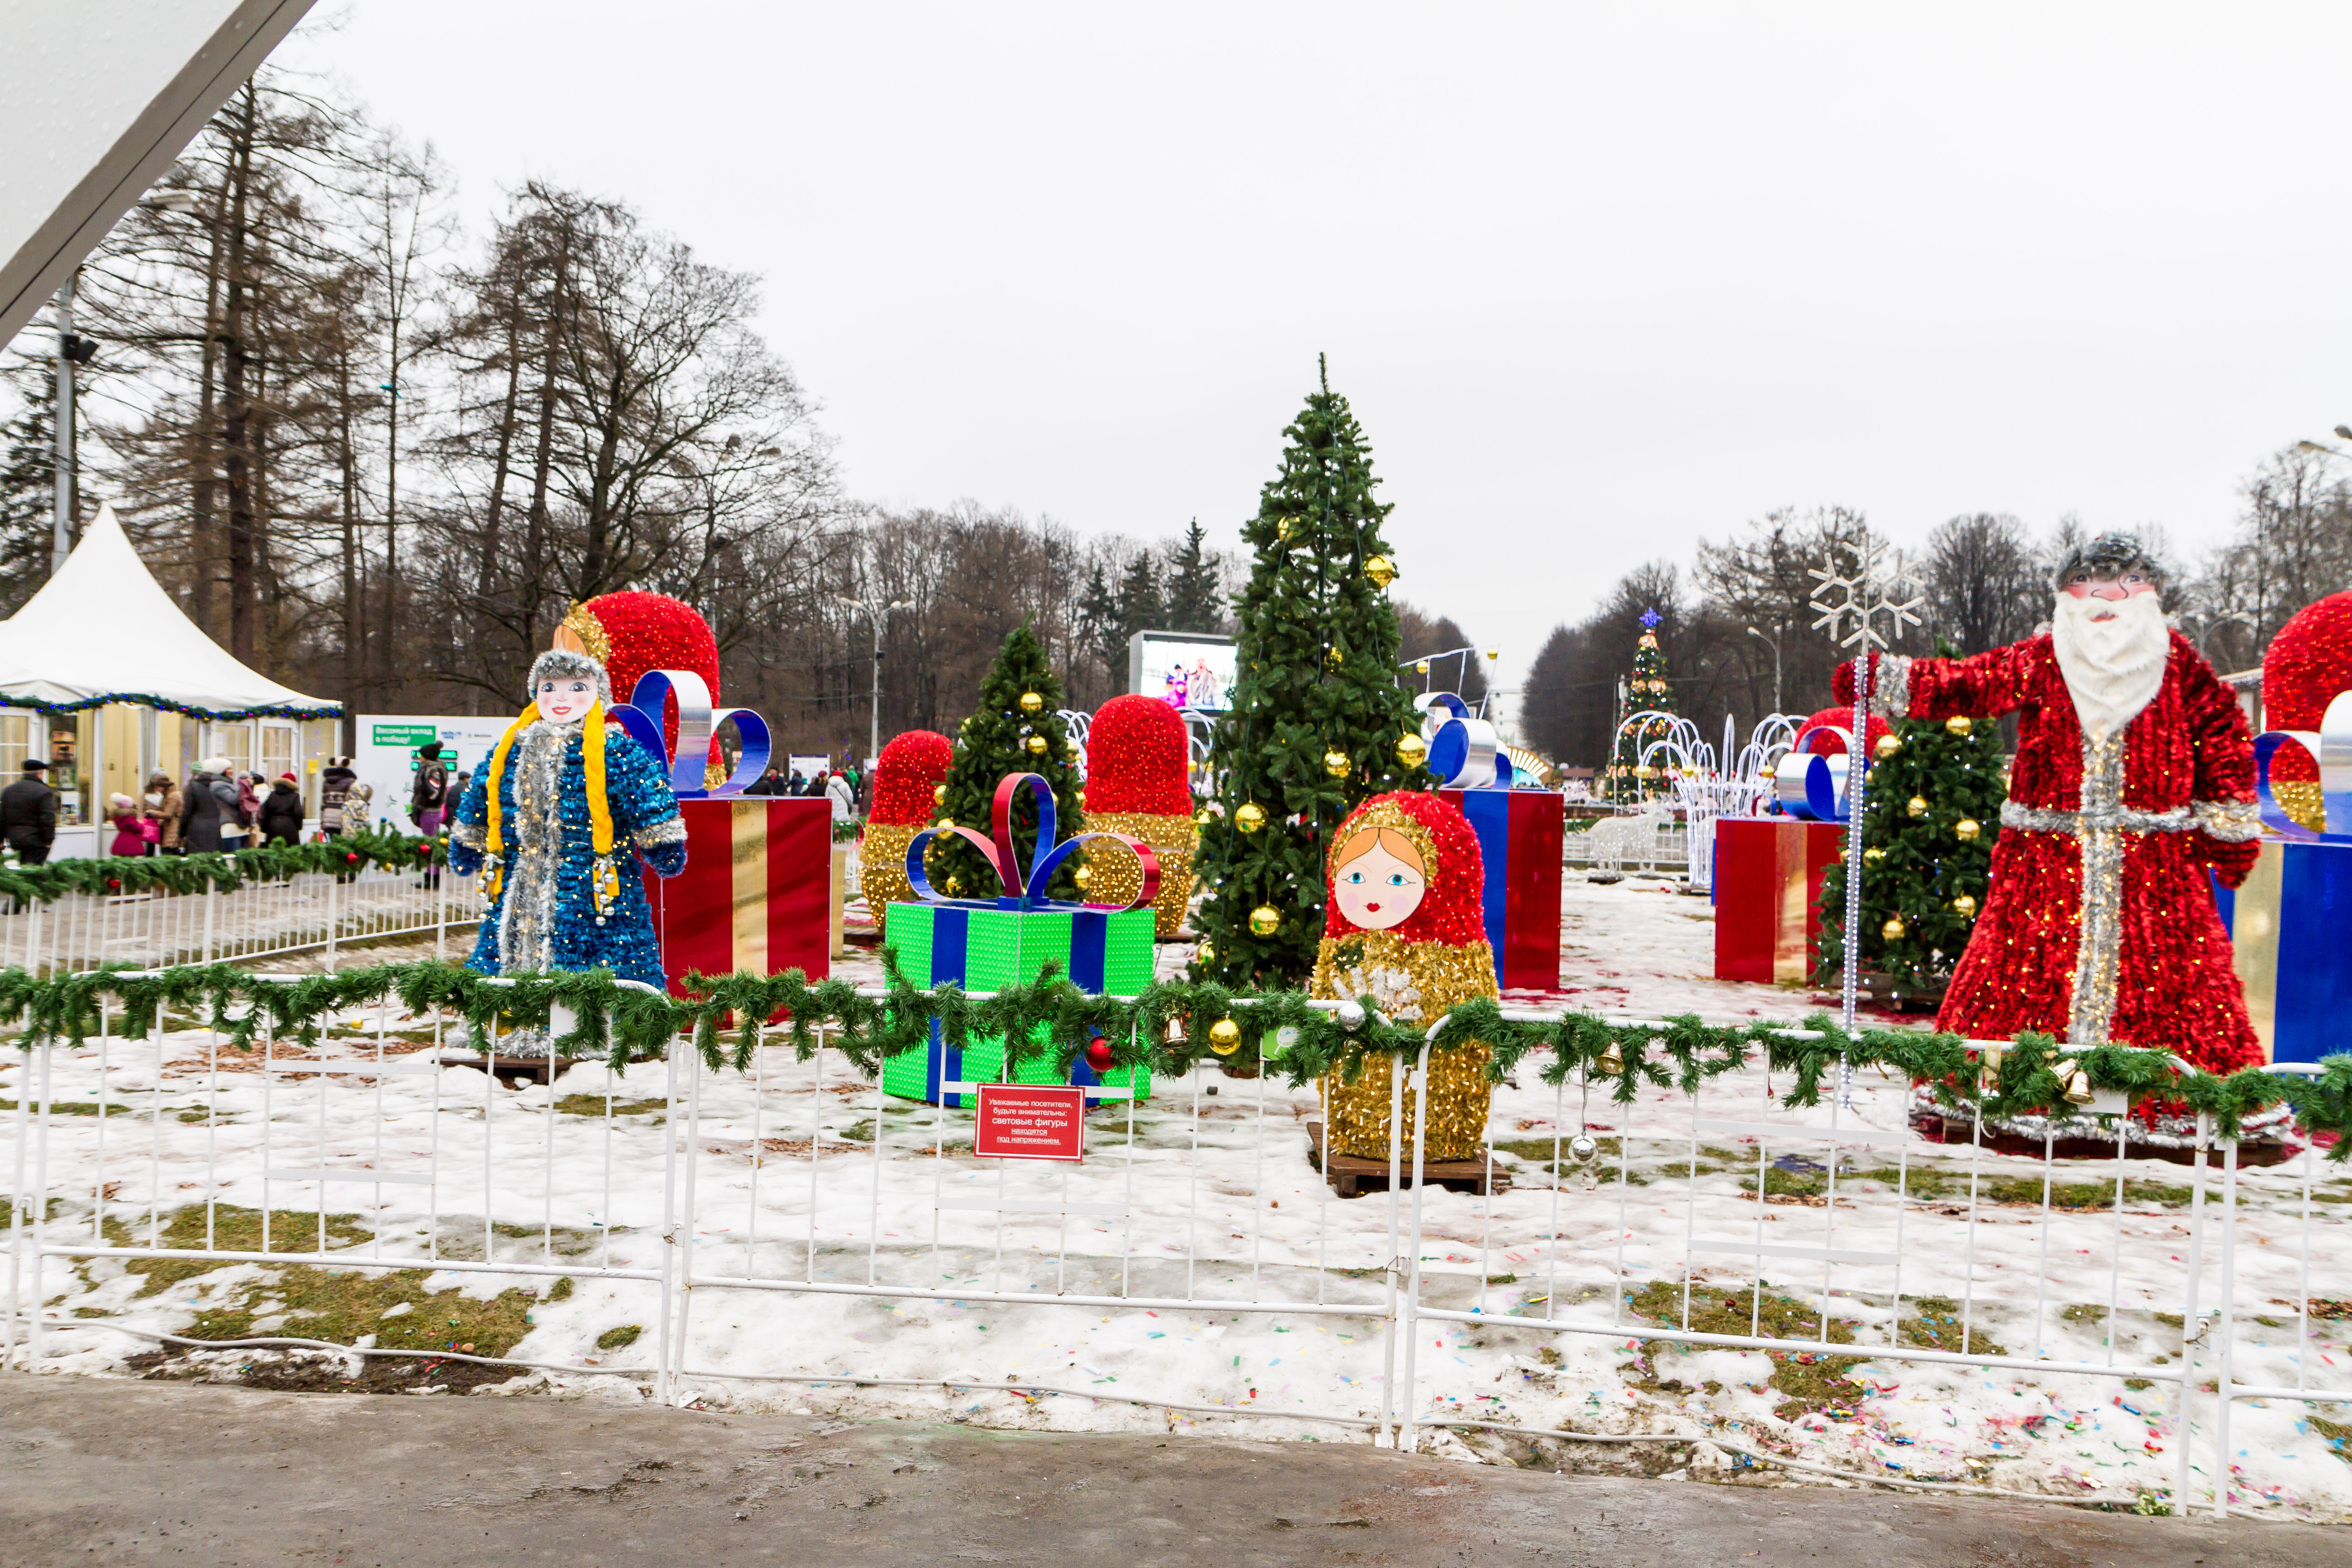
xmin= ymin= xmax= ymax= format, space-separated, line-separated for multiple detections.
xmin=972 ymin=1083 xmax=1085 ymax=1162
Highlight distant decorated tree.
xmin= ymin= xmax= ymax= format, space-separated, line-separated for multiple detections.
xmin=1603 ymin=608 xmax=1677 ymax=801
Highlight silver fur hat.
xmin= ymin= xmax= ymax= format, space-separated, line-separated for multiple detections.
xmin=2053 ymin=530 xmax=2170 ymax=593
xmin=527 ymin=647 xmax=614 ymax=710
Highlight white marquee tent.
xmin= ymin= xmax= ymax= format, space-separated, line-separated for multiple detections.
xmin=0 ymin=503 xmax=338 ymax=856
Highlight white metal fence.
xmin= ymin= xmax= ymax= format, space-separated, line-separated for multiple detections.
xmin=3 ymin=986 xmax=2344 ymax=1520
xmin=1563 ymin=823 xmax=1691 ymax=874
xmin=0 ymin=867 xmax=483 ymax=972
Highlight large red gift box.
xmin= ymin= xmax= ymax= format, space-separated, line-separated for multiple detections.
xmin=643 ymin=797 xmax=833 ymax=994
xmin=1438 ymin=785 xmax=1565 ymax=992
xmin=1712 ymin=817 xmax=1845 ymax=984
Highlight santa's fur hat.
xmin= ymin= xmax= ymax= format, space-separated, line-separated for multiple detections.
xmin=2053 ymin=530 xmax=2169 ymax=594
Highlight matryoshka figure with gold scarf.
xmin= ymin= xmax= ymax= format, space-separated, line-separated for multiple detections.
xmin=1312 ymin=791 xmax=1498 ymax=1164
xmin=447 ymin=647 xmax=690 ymax=1047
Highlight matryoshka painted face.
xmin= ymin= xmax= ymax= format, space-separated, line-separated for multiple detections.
xmin=537 ymin=677 xmax=595 ymax=723
xmin=1332 ymin=826 xmax=1427 ymax=931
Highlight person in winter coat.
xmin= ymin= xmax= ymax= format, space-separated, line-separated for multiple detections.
xmin=319 ymin=757 xmax=357 ymax=837
xmin=258 ymin=772 xmax=304 ymax=845
xmin=107 ymin=794 xmax=154 ymax=856
xmin=824 ymin=767 xmax=857 ymax=823
xmin=411 ymin=742 xmax=450 ymax=836
xmin=144 ymin=772 xmax=183 ymax=853
xmin=180 ymin=760 xmax=244 ymax=853
xmin=0 ymin=759 xmax=58 ymax=864
xmin=343 ymin=780 xmax=374 ymax=834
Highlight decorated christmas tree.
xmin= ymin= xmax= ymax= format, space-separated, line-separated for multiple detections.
xmin=1604 ymin=609 xmax=1677 ymax=801
xmin=930 ymin=624 xmax=1084 ymax=902
xmin=1814 ymin=688 xmax=2006 ymax=1003
xmin=1193 ymin=360 xmax=1427 ymax=989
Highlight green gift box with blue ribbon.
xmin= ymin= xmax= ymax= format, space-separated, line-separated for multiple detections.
xmin=879 ymin=774 xmax=1160 ymax=1107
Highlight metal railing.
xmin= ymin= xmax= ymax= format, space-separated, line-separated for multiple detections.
xmin=3 ymin=985 xmax=2342 ymax=1519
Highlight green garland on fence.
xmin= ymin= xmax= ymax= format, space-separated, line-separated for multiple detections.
xmin=0 ymin=955 xmax=2344 ymax=1156
xmin=0 ymin=828 xmax=445 ymax=906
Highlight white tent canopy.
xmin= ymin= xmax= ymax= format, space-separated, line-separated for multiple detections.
xmin=0 ymin=502 xmax=338 ymax=718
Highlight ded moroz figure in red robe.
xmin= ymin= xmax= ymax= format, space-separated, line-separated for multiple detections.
xmin=1839 ymin=532 xmax=2264 ymax=1073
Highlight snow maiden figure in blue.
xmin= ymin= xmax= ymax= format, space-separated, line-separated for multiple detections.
xmin=447 ymin=647 xmax=689 ymax=1046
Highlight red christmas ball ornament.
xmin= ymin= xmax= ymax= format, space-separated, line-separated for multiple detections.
xmin=870 ymin=730 xmax=955 ymax=825
xmin=1083 ymin=694 xmax=1193 ymax=815
xmin=2262 ymin=590 xmax=2352 ymax=790
xmin=347 ymin=852 xmax=362 ymax=864
xmin=105 ymin=877 xmax=120 ymax=890
xmin=1084 ymin=1036 xmax=1115 ymax=1072
xmin=1798 ymin=706 xmax=1891 ymax=757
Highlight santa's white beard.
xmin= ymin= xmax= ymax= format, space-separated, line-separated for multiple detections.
xmin=2049 ymin=591 xmax=2170 ymax=740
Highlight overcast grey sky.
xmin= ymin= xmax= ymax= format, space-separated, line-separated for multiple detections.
xmin=288 ymin=2 xmax=2352 ymax=701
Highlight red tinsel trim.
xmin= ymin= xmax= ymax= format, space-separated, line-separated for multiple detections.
xmin=1083 ymin=695 xmax=1193 ymax=815
xmin=2261 ymin=590 xmax=2352 ymax=784
xmin=870 ymin=730 xmax=955 ymax=825
xmin=1321 ymin=790 xmax=1487 ymax=946
xmin=1799 ymin=705 xmax=1891 ymax=755
xmin=580 ymin=591 xmax=722 ymax=755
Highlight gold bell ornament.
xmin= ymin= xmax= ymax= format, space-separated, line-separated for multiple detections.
xmin=1164 ymin=1015 xmax=1187 ymax=1045
xmin=1019 ymin=691 xmax=1044 ymax=714
xmin=1235 ymin=803 xmax=1267 ymax=833
xmin=2050 ymin=1057 xmax=2095 ymax=1107
xmin=1594 ymin=1040 xmax=1625 ymax=1077
xmin=1208 ymin=1018 xmax=1242 ymax=1055
xmin=1248 ymin=905 xmax=1280 ymax=936
xmin=1945 ymin=715 xmax=1973 ymax=736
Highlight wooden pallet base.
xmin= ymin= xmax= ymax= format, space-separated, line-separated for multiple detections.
xmin=1307 ymin=1119 xmax=1504 ymax=1199
xmin=438 ymin=1054 xmax=580 ymax=1091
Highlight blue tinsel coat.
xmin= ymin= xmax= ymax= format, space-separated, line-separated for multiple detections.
xmin=446 ymin=720 xmax=688 ymax=989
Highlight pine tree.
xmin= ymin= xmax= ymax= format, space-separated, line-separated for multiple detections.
xmin=1814 ymin=685 xmax=2005 ymax=1003
xmin=1604 ymin=609 xmax=1677 ymax=801
xmin=1117 ymin=551 xmax=1165 ymax=644
xmin=1077 ymin=563 xmax=1122 ymax=687
xmin=1193 ymin=360 xmax=1426 ymax=988
xmin=931 ymin=623 xmax=1085 ymax=902
xmin=1163 ymin=518 xmax=1225 ymax=632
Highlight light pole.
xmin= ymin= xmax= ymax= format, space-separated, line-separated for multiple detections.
xmin=838 ymin=593 xmax=911 ymax=763
xmin=48 ymin=272 xmax=97 ymax=576
xmin=1745 ymin=625 xmax=1783 ymax=714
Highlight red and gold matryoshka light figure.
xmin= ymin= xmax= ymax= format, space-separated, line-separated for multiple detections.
xmin=1079 ymin=694 xmax=1199 ymax=937
xmin=1312 ymin=791 xmax=1498 ymax=1165
xmin=859 ymin=730 xmax=955 ymax=937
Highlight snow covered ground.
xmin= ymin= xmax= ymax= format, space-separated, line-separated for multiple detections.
xmin=6 ymin=868 xmax=2348 ymax=1518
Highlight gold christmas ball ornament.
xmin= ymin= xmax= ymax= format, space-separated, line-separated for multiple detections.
xmin=943 ymin=875 xmax=963 ymax=896
xmin=1415 ymin=659 xmax=1431 ymax=676
xmin=1195 ymin=940 xmax=1216 ymax=965
xmin=1194 ymin=807 xmax=1214 ymax=827
xmin=1945 ymin=715 xmax=1974 ymax=736
xmin=1323 ymin=749 xmax=1351 ymax=779
xmin=1396 ymin=732 xmax=1429 ymax=767
xmin=1882 ymin=915 xmax=1907 ymax=940
xmin=1863 ymin=846 xmax=1887 ymax=865
xmin=1950 ymin=893 xmax=1978 ymax=917
xmin=1954 ymin=818 xmax=1982 ymax=842
xmin=1634 ymin=764 xmax=1657 ymax=779
xmin=1066 ymin=738 xmax=1083 ymax=756
xmin=1248 ymin=904 xmax=1280 ymax=937
xmin=1324 ymin=645 xmax=1345 ymax=669
xmin=1073 ymin=864 xmax=1093 ymax=889
xmin=1874 ymin=734 xmax=1902 ymax=760
xmin=1906 ymin=795 xmax=1930 ymax=818
xmin=1235 ymin=802 xmax=1268 ymax=833
xmin=1364 ymin=554 xmax=1396 ymax=588
xmin=1484 ymin=647 xmax=1499 ymax=662
xmin=932 ymin=784 xmax=947 ymax=804
xmin=1025 ymin=734 xmax=1049 ymax=755
xmin=1019 ymin=691 xmax=1044 ymax=714
xmin=1207 ymin=1018 xmax=1242 ymax=1055
xmin=936 ymin=816 xmax=954 ymax=830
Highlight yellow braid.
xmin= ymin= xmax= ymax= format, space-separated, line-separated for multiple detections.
xmin=482 ymin=699 xmax=615 ymax=859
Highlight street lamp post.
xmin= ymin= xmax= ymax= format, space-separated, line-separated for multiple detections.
xmin=1745 ymin=625 xmax=1783 ymax=714
xmin=838 ymin=594 xmax=912 ymax=763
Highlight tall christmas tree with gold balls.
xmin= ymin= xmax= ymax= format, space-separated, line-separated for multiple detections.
xmin=1192 ymin=359 xmax=1428 ymax=991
